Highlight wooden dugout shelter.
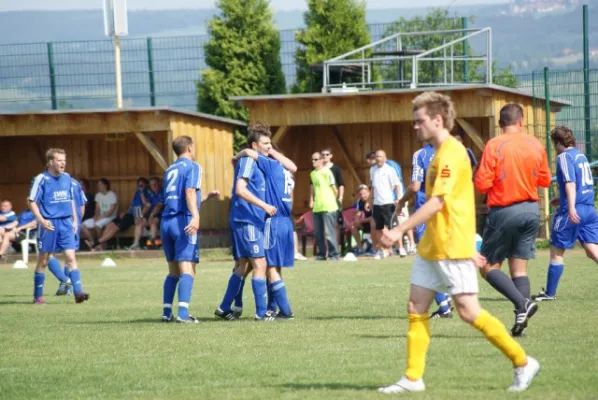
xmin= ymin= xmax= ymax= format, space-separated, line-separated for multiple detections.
xmin=233 ymin=84 xmax=570 ymax=238
xmin=0 ymin=107 xmax=244 ymax=244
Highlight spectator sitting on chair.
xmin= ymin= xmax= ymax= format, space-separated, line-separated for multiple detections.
xmin=129 ymin=176 xmax=164 ymax=250
xmin=79 ymin=179 xmax=96 ymax=222
xmin=0 ymin=200 xmax=22 ymax=261
xmin=0 ymin=199 xmax=18 ymax=246
xmin=349 ymin=184 xmax=374 ymax=256
xmin=81 ymin=178 xmax=118 ymax=249
xmin=93 ymin=177 xmax=149 ymax=251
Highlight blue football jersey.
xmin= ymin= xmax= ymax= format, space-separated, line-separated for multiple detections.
xmin=146 ymin=189 xmax=164 ymax=213
xmin=29 ymin=171 xmax=74 ymax=219
xmin=0 ymin=210 xmax=17 ymax=227
xmin=128 ymin=189 xmax=149 ymax=215
xmin=230 ymin=156 xmax=267 ymax=227
xmin=162 ymin=158 xmax=202 ymax=217
xmin=556 ymin=148 xmax=595 ymax=211
xmin=17 ymin=210 xmax=36 ymax=227
xmin=71 ymin=178 xmax=87 ymax=221
xmin=256 ymin=155 xmax=294 ymax=218
xmin=386 ymin=159 xmax=405 ymax=201
xmin=411 ymin=144 xmax=436 ymax=209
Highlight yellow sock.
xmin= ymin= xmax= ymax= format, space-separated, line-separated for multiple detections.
xmin=405 ymin=313 xmax=430 ymax=381
xmin=473 ymin=309 xmax=527 ymax=368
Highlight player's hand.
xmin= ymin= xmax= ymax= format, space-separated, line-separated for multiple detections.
xmin=263 ymin=204 xmax=277 ymax=217
xmin=569 ymin=208 xmax=580 ymax=224
xmin=41 ymin=219 xmax=55 ymax=231
xmin=472 ymin=252 xmax=487 ymax=268
xmin=382 ymin=227 xmax=402 ymax=248
xmin=550 ymin=197 xmax=560 ymax=207
xmin=184 ymin=216 xmax=200 ymax=235
xmin=208 ymin=190 xmax=220 ymax=200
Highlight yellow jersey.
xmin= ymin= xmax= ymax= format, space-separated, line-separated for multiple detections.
xmin=418 ymin=136 xmax=476 ymax=260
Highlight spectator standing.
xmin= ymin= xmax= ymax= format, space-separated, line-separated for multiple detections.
xmin=310 ymin=151 xmax=339 ymax=260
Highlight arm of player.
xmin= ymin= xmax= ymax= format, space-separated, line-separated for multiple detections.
xmin=269 ymin=148 xmax=298 ymax=174
xmin=399 ymin=181 xmax=420 ymax=208
xmin=382 ymin=196 xmax=444 ymax=246
xmin=233 ymin=148 xmax=258 ymax=162
xmin=235 ymin=178 xmax=276 ymax=216
xmin=184 ymin=188 xmax=200 ymax=235
xmin=29 ymin=201 xmax=54 ymax=231
xmin=536 ymin=148 xmax=552 ymax=188
xmin=474 ymin=146 xmax=496 ymax=194
xmin=71 ymin=200 xmax=78 ymax=233
xmin=565 ymin=182 xmax=580 ymax=223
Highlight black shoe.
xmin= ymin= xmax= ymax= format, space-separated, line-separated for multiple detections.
xmin=315 ymin=256 xmax=327 ymax=261
xmin=430 ymin=309 xmax=453 ymax=319
xmin=532 ymin=288 xmax=556 ymax=302
xmin=215 ymin=307 xmax=237 ymax=321
xmin=275 ymin=312 xmax=295 ymax=320
xmin=511 ymin=300 xmax=538 ymax=337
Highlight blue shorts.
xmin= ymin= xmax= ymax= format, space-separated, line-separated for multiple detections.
xmin=265 ymin=217 xmax=294 ymax=268
xmin=551 ymin=204 xmax=598 ymax=249
xmin=38 ymin=217 xmax=76 ymax=253
xmin=161 ymin=214 xmax=199 ymax=263
xmin=230 ymin=221 xmax=265 ymax=261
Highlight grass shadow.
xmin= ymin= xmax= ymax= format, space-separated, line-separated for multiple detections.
xmin=478 ymin=297 xmax=509 ymax=302
xmin=356 ymin=334 xmax=479 ymax=340
xmin=68 ymin=318 xmax=233 ymax=325
xmin=275 ymin=382 xmax=379 ymax=391
xmin=0 ymin=300 xmax=33 ymax=305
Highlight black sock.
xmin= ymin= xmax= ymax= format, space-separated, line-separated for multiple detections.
xmin=486 ymin=269 xmax=527 ymax=311
xmin=512 ymin=276 xmax=531 ymax=300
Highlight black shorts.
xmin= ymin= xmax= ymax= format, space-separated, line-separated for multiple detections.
xmin=481 ymin=201 xmax=540 ymax=264
xmin=114 ymin=213 xmax=135 ymax=232
xmin=360 ymin=221 xmax=371 ymax=234
xmin=373 ymin=204 xmax=395 ymax=230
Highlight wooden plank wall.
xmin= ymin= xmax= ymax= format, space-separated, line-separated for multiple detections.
xmin=169 ymin=115 xmax=234 ymax=230
xmin=278 ymin=118 xmax=492 ymax=216
xmin=0 ymin=132 xmax=168 ymax=217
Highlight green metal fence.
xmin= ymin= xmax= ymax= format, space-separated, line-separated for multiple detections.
xmin=0 ymin=25 xmax=596 ymax=162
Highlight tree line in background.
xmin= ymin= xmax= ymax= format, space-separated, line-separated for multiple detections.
xmin=198 ymin=0 xmax=519 ymax=151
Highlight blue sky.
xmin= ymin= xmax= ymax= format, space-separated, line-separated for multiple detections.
xmin=0 ymin=0 xmax=508 ymax=12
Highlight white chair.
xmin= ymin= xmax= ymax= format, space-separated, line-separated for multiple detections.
xmin=21 ymin=227 xmax=38 ymax=265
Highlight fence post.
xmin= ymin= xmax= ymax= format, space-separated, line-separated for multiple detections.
xmin=462 ymin=17 xmax=469 ymax=83
xmin=544 ymin=67 xmax=554 ymax=227
xmin=147 ymin=37 xmax=156 ymax=107
xmin=583 ymin=4 xmax=592 ymax=160
xmin=47 ymin=42 xmax=57 ymax=110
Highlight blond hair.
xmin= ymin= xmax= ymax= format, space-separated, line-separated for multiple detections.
xmin=45 ymin=148 xmax=66 ymax=163
xmin=412 ymin=91 xmax=456 ymax=131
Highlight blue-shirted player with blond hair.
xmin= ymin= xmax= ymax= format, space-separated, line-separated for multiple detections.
xmin=28 ymin=148 xmax=89 ymax=305
xmin=160 ymin=135 xmax=220 ymax=323
xmin=533 ymin=126 xmax=598 ymax=301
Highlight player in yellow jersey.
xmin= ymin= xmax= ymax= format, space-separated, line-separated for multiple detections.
xmin=377 ymin=91 xmax=539 ymax=394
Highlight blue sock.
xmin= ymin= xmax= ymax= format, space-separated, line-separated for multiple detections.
xmin=70 ymin=269 xmax=83 ymax=293
xmin=234 ymin=277 xmax=246 ymax=308
xmin=177 ymin=274 xmax=194 ymax=320
xmin=63 ymin=265 xmax=71 ymax=280
xmin=163 ymin=274 xmax=179 ymax=318
xmin=219 ymin=272 xmax=243 ymax=312
xmin=47 ymin=257 xmax=67 ymax=283
xmin=34 ymin=272 xmax=45 ymax=300
xmin=252 ymin=278 xmax=267 ymax=318
xmin=435 ymin=292 xmax=450 ymax=313
xmin=270 ymin=280 xmax=292 ymax=316
xmin=545 ymin=263 xmax=564 ymax=296
xmin=267 ymin=282 xmax=278 ymax=313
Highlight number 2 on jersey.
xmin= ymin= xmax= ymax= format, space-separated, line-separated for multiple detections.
xmin=578 ymin=162 xmax=593 ymax=186
xmin=166 ymin=169 xmax=179 ymax=193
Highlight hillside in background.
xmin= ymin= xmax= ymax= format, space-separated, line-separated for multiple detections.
xmin=0 ymin=3 xmax=596 ymax=71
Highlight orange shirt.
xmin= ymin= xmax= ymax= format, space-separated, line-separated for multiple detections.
xmin=475 ymin=133 xmax=551 ymax=207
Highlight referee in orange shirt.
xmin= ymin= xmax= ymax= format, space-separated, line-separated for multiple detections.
xmin=475 ymin=103 xmax=552 ymax=337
